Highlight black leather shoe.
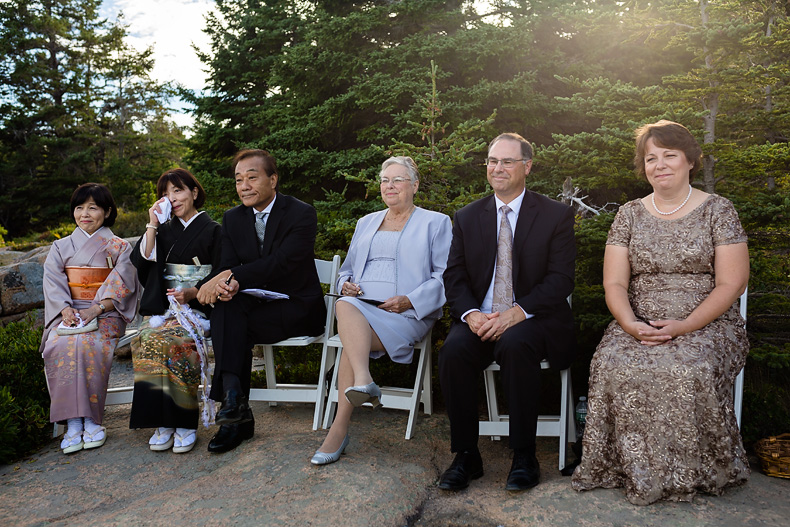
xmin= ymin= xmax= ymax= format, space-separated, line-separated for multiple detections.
xmin=215 ymin=390 xmax=251 ymax=425
xmin=207 ymin=419 xmax=254 ymax=453
xmin=505 ymin=450 xmax=540 ymax=491
xmin=437 ymin=449 xmax=484 ymax=491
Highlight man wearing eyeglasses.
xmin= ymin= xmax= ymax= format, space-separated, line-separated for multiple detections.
xmin=438 ymin=132 xmax=577 ymax=491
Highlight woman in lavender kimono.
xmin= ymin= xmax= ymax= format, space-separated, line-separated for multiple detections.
xmin=41 ymin=183 xmax=140 ymax=454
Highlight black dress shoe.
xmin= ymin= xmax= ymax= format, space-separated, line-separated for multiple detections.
xmin=505 ymin=450 xmax=540 ymax=491
xmin=207 ymin=419 xmax=254 ymax=453
xmin=215 ymin=390 xmax=252 ymax=425
xmin=438 ymin=449 xmax=484 ymax=491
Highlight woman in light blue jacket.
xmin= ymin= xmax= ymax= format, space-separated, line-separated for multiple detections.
xmin=311 ymin=156 xmax=452 ymax=465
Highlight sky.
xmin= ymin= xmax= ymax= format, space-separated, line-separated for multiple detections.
xmin=98 ymin=1 xmax=496 ymax=131
xmin=99 ymin=0 xmax=216 ymax=130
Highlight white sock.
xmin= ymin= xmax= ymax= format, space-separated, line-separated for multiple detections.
xmin=174 ymin=428 xmax=196 ymax=447
xmin=83 ymin=417 xmax=102 ymax=435
xmin=61 ymin=418 xmax=84 ymax=448
xmin=149 ymin=427 xmax=175 ymax=445
xmin=66 ymin=417 xmax=84 ymax=435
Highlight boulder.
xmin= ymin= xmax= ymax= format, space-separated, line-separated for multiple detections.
xmin=0 ymin=245 xmax=51 ymax=316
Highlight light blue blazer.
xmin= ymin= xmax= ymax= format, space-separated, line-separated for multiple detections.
xmin=337 ymin=207 xmax=452 ymax=321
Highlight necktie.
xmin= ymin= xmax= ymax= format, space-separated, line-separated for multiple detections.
xmin=255 ymin=211 xmax=267 ymax=253
xmin=492 ymin=205 xmax=513 ymax=312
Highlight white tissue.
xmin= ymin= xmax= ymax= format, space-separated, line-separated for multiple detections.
xmin=58 ymin=313 xmax=85 ymax=330
xmin=154 ymin=197 xmax=172 ymax=223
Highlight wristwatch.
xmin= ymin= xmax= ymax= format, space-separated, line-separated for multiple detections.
xmin=98 ymin=303 xmax=106 ymax=313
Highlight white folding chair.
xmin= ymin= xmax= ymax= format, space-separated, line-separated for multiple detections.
xmin=477 ymin=295 xmax=575 ymax=470
xmin=322 ymin=328 xmax=434 ymax=440
xmin=479 ymin=360 xmax=575 ymax=471
xmin=734 ymin=287 xmax=748 ymax=429
xmin=249 ymin=255 xmax=341 ymax=430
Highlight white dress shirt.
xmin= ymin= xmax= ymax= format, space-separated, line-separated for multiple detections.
xmin=462 ymin=188 xmax=534 ymax=323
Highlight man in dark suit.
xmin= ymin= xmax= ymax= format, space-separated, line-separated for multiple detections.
xmin=197 ymin=149 xmax=326 ymax=453
xmin=438 ymin=133 xmax=576 ymax=491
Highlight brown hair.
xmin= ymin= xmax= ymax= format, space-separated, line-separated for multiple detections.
xmin=633 ymin=120 xmax=702 ymax=182
xmin=232 ymin=149 xmax=278 ymax=182
xmin=156 ymin=168 xmax=207 ymax=209
xmin=488 ymin=132 xmax=534 ymax=160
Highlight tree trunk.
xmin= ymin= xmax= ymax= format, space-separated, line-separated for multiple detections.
xmin=700 ymin=0 xmax=718 ymax=194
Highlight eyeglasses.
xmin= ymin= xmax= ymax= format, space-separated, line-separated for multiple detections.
xmin=380 ymin=177 xmax=412 ymax=185
xmin=485 ymin=158 xmax=527 ymax=169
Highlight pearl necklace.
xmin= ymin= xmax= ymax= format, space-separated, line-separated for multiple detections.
xmin=652 ymin=185 xmax=692 ymax=216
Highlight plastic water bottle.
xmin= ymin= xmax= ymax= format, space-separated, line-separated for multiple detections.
xmin=575 ymin=396 xmax=588 ymax=443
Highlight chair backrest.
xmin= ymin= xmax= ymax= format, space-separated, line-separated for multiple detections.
xmin=315 ymin=256 xmax=341 ymax=293
xmin=316 ymin=255 xmax=342 ymax=333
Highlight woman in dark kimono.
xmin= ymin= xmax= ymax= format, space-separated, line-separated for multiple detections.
xmin=129 ymin=169 xmax=221 ymax=453
xmin=42 ymin=183 xmax=140 ymax=454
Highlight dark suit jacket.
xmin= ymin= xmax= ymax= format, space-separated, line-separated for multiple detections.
xmin=444 ymin=190 xmax=577 ymax=369
xmin=218 ymin=193 xmax=326 ymax=336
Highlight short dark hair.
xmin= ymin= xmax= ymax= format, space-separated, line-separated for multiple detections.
xmin=156 ymin=168 xmax=207 ymax=209
xmin=488 ymin=133 xmax=534 ymax=160
xmin=634 ymin=120 xmax=702 ymax=182
xmin=233 ymin=149 xmax=278 ymax=178
xmin=70 ymin=183 xmax=117 ymax=227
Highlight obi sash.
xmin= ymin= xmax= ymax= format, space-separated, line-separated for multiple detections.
xmin=65 ymin=266 xmax=112 ymax=300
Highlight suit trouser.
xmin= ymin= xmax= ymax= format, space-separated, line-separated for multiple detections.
xmin=439 ymin=319 xmax=548 ymax=453
xmin=209 ymin=293 xmax=296 ymax=401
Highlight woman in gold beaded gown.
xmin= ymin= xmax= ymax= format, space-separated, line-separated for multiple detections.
xmin=572 ymin=121 xmax=750 ymax=505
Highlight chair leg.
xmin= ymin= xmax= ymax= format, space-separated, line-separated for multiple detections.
xmin=322 ymin=346 xmax=343 ymax=430
xmin=558 ymin=368 xmax=573 ymax=471
xmin=405 ymin=340 xmax=430 ymax=440
xmin=422 ymin=341 xmax=433 ymax=415
xmin=263 ymin=345 xmax=278 ymax=407
xmin=312 ymin=344 xmax=335 ymax=431
xmin=734 ymin=367 xmax=744 ymax=430
xmin=483 ymin=367 xmax=502 ymax=441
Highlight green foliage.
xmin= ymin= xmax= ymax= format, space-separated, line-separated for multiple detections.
xmin=187 ymin=0 xmax=607 ymax=209
xmin=0 ymin=1 xmax=185 ymax=237
xmin=0 ymin=314 xmax=49 ymax=464
xmin=111 ymin=208 xmax=150 ymax=240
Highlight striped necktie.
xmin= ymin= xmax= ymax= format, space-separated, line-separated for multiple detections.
xmin=255 ymin=211 xmax=268 ymax=254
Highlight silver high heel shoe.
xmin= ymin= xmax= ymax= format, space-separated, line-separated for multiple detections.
xmin=310 ymin=435 xmax=350 ymax=465
xmin=344 ymin=382 xmax=382 ymax=408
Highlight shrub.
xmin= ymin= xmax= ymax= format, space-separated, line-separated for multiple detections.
xmin=0 ymin=314 xmax=50 ymax=464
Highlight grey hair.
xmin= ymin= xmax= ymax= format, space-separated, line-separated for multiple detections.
xmin=380 ymin=156 xmax=419 ymax=182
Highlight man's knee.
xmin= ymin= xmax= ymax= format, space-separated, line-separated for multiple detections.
xmin=495 ymin=331 xmax=544 ymax=368
xmin=440 ymin=324 xmax=489 ymax=372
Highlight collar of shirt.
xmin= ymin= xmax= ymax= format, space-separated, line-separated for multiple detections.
xmin=78 ymin=227 xmax=99 ymax=238
xmin=252 ymin=193 xmax=277 ymax=217
xmin=178 ymin=210 xmax=204 ymax=229
xmin=494 ymin=188 xmax=526 ymax=232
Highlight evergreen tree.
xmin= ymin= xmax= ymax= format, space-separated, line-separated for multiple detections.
xmin=0 ymin=1 xmax=183 ymax=235
xmin=186 ymin=0 xmax=608 ymax=206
